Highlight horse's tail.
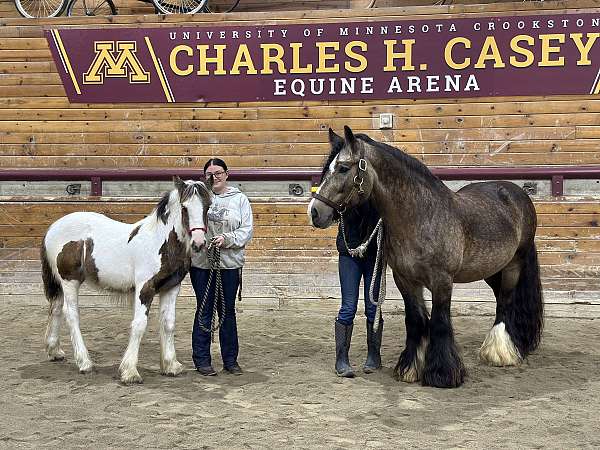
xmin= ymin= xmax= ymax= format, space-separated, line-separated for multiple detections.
xmin=507 ymin=241 xmax=544 ymax=357
xmin=41 ymin=236 xmax=62 ymax=302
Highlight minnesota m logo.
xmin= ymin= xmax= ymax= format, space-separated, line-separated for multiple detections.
xmin=84 ymin=41 xmax=150 ymax=84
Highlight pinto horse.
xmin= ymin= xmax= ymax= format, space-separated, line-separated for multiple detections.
xmin=41 ymin=177 xmax=212 ymax=384
xmin=309 ymin=127 xmax=543 ymax=388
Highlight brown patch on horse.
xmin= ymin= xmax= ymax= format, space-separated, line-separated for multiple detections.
xmin=84 ymin=238 xmax=99 ymax=284
xmin=128 ymin=224 xmax=142 ymax=243
xmin=139 ymin=228 xmax=190 ymax=314
xmin=181 ymin=208 xmax=190 ymax=233
xmin=57 ymin=240 xmax=85 ymax=282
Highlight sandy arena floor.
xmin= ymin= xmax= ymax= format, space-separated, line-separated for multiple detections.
xmin=1 ymin=304 xmax=599 ymax=449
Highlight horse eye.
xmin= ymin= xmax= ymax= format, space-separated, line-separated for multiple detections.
xmin=338 ymin=166 xmax=350 ymax=174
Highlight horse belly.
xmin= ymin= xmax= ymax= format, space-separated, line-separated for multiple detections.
xmin=454 ymin=242 xmax=518 ymax=283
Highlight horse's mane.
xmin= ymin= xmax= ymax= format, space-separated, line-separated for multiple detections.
xmin=355 ymin=133 xmax=446 ymax=190
xmin=155 ymin=191 xmax=173 ymax=225
xmin=180 ymin=181 xmax=212 ymax=206
xmin=148 ymin=189 xmax=186 ymax=229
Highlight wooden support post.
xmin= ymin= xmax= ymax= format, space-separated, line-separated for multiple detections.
xmin=552 ymin=175 xmax=564 ymax=197
xmin=91 ymin=176 xmax=102 ymax=196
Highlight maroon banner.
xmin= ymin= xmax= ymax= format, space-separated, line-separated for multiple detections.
xmin=46 ymin=12 xmax=600 ymax=103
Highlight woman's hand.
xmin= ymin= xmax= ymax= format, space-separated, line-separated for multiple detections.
xmin=211 ymin=235 xmax=225 ymax=248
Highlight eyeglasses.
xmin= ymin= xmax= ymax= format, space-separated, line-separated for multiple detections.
xmin=205 ymin=170 xmax=226 ymax=179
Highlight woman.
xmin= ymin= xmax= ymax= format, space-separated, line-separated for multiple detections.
xmin=318 ymin=144 xmax=383 ymax=378
xmin=191 ymin=158 xmax=253 ymax=376
xmin=334 ymin=202 xmax=383 ymax=378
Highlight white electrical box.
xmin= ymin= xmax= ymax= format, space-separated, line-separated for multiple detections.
xmin=379 ymin=113 xmax=393 ymax=129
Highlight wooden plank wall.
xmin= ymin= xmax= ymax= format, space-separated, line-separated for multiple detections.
xmin=0 ymin=0 xmax=599 ymax=317
xmin=0 ymin=0 xmax=511 ymax=19
xmin=1 ymin=198 xmax=599 ymax=317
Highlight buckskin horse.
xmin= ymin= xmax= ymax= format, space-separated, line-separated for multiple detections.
xmin=309 ymin=126 xmax=543 ymax=388
xmin=41 ymin=177 xmax=212 ymax=384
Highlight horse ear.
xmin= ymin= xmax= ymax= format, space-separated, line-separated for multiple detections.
xmin=328 ymin=128 xmax=343 ymax=148
xmin=344 ymin=125 xmax=356 ymax=146
xmin=173 ymin=176 xmax=185 ymax=194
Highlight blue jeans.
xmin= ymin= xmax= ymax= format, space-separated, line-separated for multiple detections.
xmin=190 ymin=267 xmax=240 ymax=369
xmin=337 ymin=254 xmax=381 ymax=326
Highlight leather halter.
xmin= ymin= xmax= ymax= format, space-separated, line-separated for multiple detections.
xmin=189 ymin=226 xmax=207 ymax=235
xmin=312 ymin=156 xmax=368 ymax=213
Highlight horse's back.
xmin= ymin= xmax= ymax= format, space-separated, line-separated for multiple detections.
xmin=457 ymin=181 xmax=530 ymax=204
xmin=455 ymin=181 xmax=535 ymax=229
xmin=45 ymin=212 xmax=130 ymax=248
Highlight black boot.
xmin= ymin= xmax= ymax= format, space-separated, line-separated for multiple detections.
xmin=363 ymin=320 xmax=383 ymax=373
xmin=335 ymin=320 xmax=354 ymax=378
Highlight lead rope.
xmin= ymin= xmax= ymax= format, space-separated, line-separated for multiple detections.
xmin=340 ymin=217 xmax=382 ymax=258
xmin=368 ymin=223 xmax=386 ymax=332
xmin=340 ymin=217 xmax=386 ymax=331
xmin=195 ymin=243 xmax=226 ymax=343
xmin=237 ymin=268 xmax=243 ymax=302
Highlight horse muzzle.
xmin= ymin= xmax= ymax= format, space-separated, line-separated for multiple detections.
xmin=190 ymin=229 xmax=206 ymax=252
xmin=309 ymin=200 xmax=335 ymax=229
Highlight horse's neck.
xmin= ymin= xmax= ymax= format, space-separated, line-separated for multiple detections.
xmin=367 ymin=146 xmax=453 ymax=225
xmin=140 ymin=197 xmax=186 ymax=243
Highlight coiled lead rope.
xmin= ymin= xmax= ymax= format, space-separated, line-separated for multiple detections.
xmin=195 ymin=243 xmax=226 ymax=342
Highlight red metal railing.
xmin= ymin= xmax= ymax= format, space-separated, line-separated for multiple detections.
xmin=1 ymin=166 xmax=600 ymax=196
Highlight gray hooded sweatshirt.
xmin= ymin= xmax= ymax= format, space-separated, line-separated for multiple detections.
xmin=192 ymin=186 xmax=253 ymax=269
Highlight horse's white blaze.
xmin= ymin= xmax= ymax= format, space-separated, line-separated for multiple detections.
xmin=479 ymin=322 xmax=522 ymax=366
xmin=184 ymin=193 xmax=207 ymax=249
xmin=307 ymin=179 xmax=324 ymax=226
xmin=308 ymin=154 xmax=339 ymax=225
xmin=307 ymin=198 xmax=315 ymax=225
xmin=399 ymin=337 xmax=428 ymax=383
xmin=329 ymin=154 xmax=339 ymax=173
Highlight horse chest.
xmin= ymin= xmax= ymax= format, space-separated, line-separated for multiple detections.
xmin=385 ymin=240 xmax=427 ymax=278
xmin=141 ymin=230 xmax=190 ymax=298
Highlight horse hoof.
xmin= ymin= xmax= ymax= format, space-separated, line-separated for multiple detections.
xmin=79 ymin=361 xmax=94 ymax=374
xmin=479 ymin=347 xmax=522 ymax=367
xmin=162 ymin=361 xmax=184 ymax=377
xmin=48 ymin=350 xmax=66 ymax=361
xmin=479 ymin=325 xmax=522 ymax=367
xmin=121 ymin=374 xmax=143 ymax=385
xmin=120 ymin=368 xmax=143 ymax=384
xmin=422 ymin=367 xmax=464 ymax=388
xmin=397 ymin=366 xmax=420 ymax=383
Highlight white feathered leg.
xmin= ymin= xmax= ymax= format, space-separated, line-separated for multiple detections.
xmin=45 ymin=295 xmax=65 ymax=361
xmin=159 ymin=285 xmax=183 ymax=377
xmin=62 ymin=281 xmax=93 ymax=373
xmin=479 ymin=322 xmax=522 ymax=366
xmin=119 ymin=288 xmax=150 ymax=384
xmin=399 ymin=336 xmax=428 ymax=383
